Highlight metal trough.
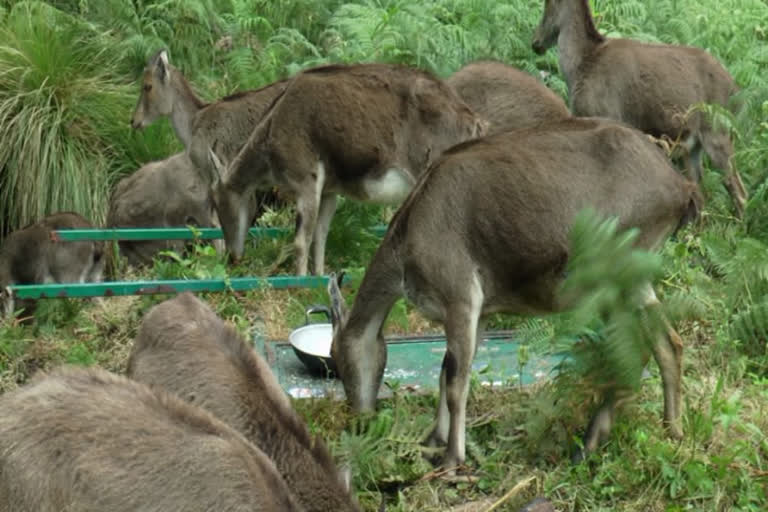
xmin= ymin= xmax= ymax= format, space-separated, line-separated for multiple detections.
xmin=254 ymin=330 xmax=566 ymax=399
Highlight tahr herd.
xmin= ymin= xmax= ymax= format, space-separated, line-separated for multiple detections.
xmin=0 ymin=0 xmax=751 ymax=509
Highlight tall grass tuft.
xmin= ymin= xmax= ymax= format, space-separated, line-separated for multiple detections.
xmin=0 ymin=1 xmax=137 ymax=234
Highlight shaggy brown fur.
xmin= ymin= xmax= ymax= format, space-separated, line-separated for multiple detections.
xmin=532 ymin=0 xmax=747 ymax=216
xmin=127 ymin=293 xmax=360 ymax=512
xmin=212 ymin=62 xmax=487 ymax=275
xmin=447 ymin=60 xmax=570 ymax=135
xmin=131 ymin=50 xmax=285 ymax=216
xmin=329 ymin=117 xmax=701 ymax=471
xmin=0 ymin=212 xmax=103 ymax=320
xmin=107 ymin=152 xmax=220 ymax=266
xmin=0 ymin=366 xmax=303 ymax=511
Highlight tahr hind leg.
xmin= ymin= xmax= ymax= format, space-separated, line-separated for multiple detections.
xmin=701 ymin=130 xmax=747 ymax=217
xmin=575 ymin=285 xmax=683 ymax=462
xmin=311 ymin=194 xmax=337 ymax=276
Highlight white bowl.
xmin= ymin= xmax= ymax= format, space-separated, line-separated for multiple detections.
xmin=288 ymin=323 xmax=337 ymax=375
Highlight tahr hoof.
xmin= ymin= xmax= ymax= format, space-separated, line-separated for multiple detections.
xmin=429 ymin=460 xmax=477 ymax=483
xmin=570 ymin=448 xmax=586 ymax=465
xmin=666 ymin=422 xmax=684 ymax=441
xmin=424 ymin=430 xmax=447 ymax=449
xmin=519 ymin=497 xmax=556 ymax=512
xmin=439 ymin=472 xmax=479 ymax=484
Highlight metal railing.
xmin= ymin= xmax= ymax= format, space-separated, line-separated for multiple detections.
xmin=7 ymin=225 xmax=386 ymax=300
xmin=49 ymin=225 xmax=388 ymax=241
xmin=10 ymin=276 xmax=340 ymax=299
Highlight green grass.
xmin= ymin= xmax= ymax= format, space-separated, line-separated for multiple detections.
xmin=0 ymin=0 xmax=768 ymax=509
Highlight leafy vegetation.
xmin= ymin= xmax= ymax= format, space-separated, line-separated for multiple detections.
xmin=1 ymin=0 xmax=768 ymax=510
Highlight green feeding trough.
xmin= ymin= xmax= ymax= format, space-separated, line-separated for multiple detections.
xmin=254 ymin=330 xmax=567 ymax=399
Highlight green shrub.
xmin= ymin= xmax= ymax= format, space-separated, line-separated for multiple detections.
xmin=0 ymin=2 xmax=132 ymax=232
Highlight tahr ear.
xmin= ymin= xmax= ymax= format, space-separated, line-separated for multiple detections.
xmin=472 ymin=116 xmax=489 ymax=138
xmin=151 ymin=49 xmax=170 ymax=83
xmin=337 ymin=464 xmax=352 ymax=494
xmin=410 ymin=77 xmax=443 ymax=122
xmin=1 ymin=285 xmax=15 ymax=321
xmin=208 ymin=144 xmax=225 ymax=188
xmin=327 ymin=271 xmax=348 ymax=328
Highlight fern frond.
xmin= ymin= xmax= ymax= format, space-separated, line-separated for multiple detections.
xmin=702 ymin=234 xmax=768 ymax=310
xmin=541 ymin=209 xmax=669 ymax=390
xmin=746 ymin=179 xmax=768 ymax=242
xmin=514 ymin=318 xmax=556 ymax=353
xmin=730 ymin=299 xmax=768 ymax=359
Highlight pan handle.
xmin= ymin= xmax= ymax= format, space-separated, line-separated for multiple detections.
xmin=304 ymin=304 xmax=332 ymax=325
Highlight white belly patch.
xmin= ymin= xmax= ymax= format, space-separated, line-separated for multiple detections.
xmin=363 ymin=168 xmax=415 ymax=204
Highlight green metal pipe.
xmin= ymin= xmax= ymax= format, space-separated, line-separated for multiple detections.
xmin=10 ymin=276 xmax=335 ymax=299
xmin=50 ymin=225 xmax=389 ymax=242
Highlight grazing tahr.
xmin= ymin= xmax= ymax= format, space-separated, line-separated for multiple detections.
xmin=446 ymin=60 xmax=570 ymax=135
xmin=327 ymin=118 xmax=701 ymax=470
xmin=0 ymin=366 xmax=304 ymax=512
xmin=127 ymin=293 xmax=360 ymax=512
xmin=209 ymin=62 xmax=487 ymax=275
xmin=532 ymin=0 xmax=747 ymax=216
xmin=131 ymin=49 xmax=286 ymax=215
xmin=0 ymin=212 xmax=104 ymax=320
xmin=107 ymin=152 xmax=222 ymax=266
